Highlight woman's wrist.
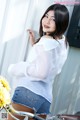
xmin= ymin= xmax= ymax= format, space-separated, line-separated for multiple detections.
xmin=30 ymin=38 xmax=35 ymax=46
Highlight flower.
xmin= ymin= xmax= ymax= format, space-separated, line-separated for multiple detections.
xmin=0 ymin=76 xmax=10 ymax=91
xmin=0 ymin=76 xmax=11 ymax=108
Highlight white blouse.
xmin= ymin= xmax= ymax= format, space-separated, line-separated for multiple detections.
xmin=8 ymin=35 xmax=69 ymax=102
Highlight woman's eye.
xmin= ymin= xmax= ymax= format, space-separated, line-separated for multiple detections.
xmin=52 ymin=18 xmax=55 ymax=21
xmin=51 ymin=18 xmax=55 ymax=21
xmin=44 ymin=14 xmax=55 ymax=22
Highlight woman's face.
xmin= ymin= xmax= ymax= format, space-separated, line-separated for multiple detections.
xmin=42 ymin=10 xmax=56 ymax=35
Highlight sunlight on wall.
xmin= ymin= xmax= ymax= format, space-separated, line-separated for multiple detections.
xmin=2 ymin=0 xmax=31 ymax=42
xmin=0 ymin=0 xmax=6 ymax=32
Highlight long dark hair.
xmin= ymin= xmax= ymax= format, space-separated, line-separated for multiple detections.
xmin=36 ymin=4 xmax=69 ymax=43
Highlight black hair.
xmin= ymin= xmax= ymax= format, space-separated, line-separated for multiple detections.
xmin=40 ymin=4 xmax=69 ymax=37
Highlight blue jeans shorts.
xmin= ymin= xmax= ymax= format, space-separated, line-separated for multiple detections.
xmin=12 ymin=87 xmax=51 ymax=114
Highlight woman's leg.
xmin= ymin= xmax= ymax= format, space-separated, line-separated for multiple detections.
xmin=8 ymin=102 xmax=47 ymax=120
xmin=28 ymin=114 xmax=47 ymax=120
xmin=8 ymin=102 xmax=34 ymax=120
xmin=8 ymin=87 xmax=49 ymax=120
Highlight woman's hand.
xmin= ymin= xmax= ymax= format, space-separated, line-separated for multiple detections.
xmin=27 ymin=29 xmax=35 ymax=46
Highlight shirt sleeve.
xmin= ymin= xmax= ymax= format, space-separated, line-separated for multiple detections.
xmin=8 ymin=62 xmax=28 ymax=77
xmin=26 ymin=45 xmax=50 ymax=79
xmin=8 ymin=45 xmax=50 ymax=80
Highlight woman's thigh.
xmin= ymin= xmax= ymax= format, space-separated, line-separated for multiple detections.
xmin=8 ymin=102 xmax=34 ymax=120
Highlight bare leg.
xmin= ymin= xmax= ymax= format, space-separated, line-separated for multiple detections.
xmin=8 ymin=102 xmax=34 ymax=120
xmin=29 ymin=114 xmax=47 ymax=120
xmin=38 ymin=114 xmax=46 ymax=119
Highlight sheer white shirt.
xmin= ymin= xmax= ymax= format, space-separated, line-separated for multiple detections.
xmin=8 ymin=35 xmax=69 ymax=102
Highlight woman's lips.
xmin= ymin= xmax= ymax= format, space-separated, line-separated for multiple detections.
xmin=44 ymin=25 xmax=50 ymax=28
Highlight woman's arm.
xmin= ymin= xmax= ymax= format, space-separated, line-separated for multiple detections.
xmin=27 ymin=29 xmax=35 ymax=46
xmin=8 ymin=62 xmax=28 ymax=77
xmin=26 ymin=45 xmax=50 ymax=79
xmin=8 ymin=45 xmax=50 ymax=80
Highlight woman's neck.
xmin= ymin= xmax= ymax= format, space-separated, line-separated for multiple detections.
xmin=43 ymin=34 xmax=63 ymax=40
xmin=43 ymin=35 xmax=53 ymax=39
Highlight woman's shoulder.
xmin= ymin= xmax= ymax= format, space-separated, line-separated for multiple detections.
xmin=36 ymin=36 xmax=60 ymax=51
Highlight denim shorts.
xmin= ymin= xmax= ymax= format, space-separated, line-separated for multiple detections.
xmin=12 ymin=87 xmax=51 ymax=114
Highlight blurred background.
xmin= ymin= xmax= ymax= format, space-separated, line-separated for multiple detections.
xmin=0 ymin=0 xmax=80 ymax=116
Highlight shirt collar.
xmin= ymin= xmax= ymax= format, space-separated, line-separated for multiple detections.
xmin=37 ymin=35 xmax=65 ymax=51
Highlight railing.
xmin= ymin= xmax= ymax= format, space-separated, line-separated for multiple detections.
xmin=3 ymin=105 xmax=80 ymax=120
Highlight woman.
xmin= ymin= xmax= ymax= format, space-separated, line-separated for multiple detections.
xmin=8 ymin=4 xmax=69 ymax=120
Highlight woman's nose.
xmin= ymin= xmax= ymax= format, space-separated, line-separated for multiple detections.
xmin=46 ymin=18 xmax=50 ymax=24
